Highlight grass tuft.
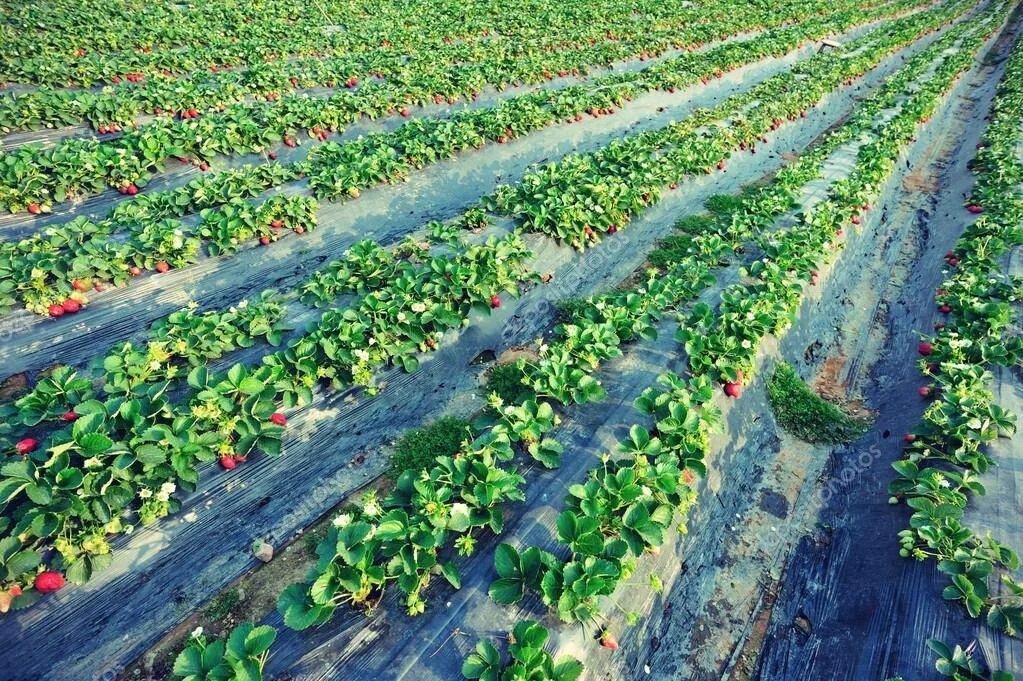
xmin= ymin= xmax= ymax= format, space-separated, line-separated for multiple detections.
xmin=767 ymin=362 xmax=871 ymax=444
xmin=204 ymin=589 xmax=241 ymax=622
xmin=389 ymin=416 xmax=475 ymax=477
xmin=485 ymin=361 xmax=535 ymax=405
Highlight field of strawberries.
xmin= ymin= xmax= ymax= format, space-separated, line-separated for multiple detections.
xmin=1 ymin=0 xmax=1022 ymax=679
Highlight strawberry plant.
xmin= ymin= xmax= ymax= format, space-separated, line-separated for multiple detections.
xmin=171 ymin=623 xmax=276 ymax=681
xmin=462 ymin=620 xmax=583 ymax=681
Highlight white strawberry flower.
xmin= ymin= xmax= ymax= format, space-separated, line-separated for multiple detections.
xmin=139 ymin=488 xmax=152 ymax=499
xmin=191 ymin=626 xmax=204 ymax=639
xmin=411 ymin=302 xmax=427 ymax=313
xmin=741 ymin=339 xmax=752 ymax=349
xmin=333 ymin=513 xmax=353 ymax=528
xmin=160 ymin=482 xmax=176 ymax=496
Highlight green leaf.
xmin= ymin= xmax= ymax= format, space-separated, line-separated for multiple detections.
xmin=172 ymin=645 xmax=204 ymax=677
xmin=78 ymin=432 xmax=113 ymax=455
xmin=441 ymin=561 xmax=462 ymax=589
xmin=244 ymin=625 xmax=276 ymax=656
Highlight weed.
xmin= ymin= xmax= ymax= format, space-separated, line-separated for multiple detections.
xmin=767 ymin=362 xmax=870 ymax=444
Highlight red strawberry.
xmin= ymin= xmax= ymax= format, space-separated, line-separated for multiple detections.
xmin=155 ymin=261 xmax=170 ymax=273
xmin=724 ymin=382 xmax=742 ymax=398
xmin=608 ymin=225 xmax=618 ymax=234
xmin=294 ymin=226 xmax=305 ymax=235
xmin=966 ymin=204 xmax=983 ymax=214
xmin=934 ymin=322 xmax=945 ymax=331
xmin=62 ymin=410 xmax=79 ymax=421
xmin=15 ymin=438 xmax=37 ymax=456
xmin=600 ymin=630 xmax=618 ymax=651
xmin=199 ymin=162 xmax=210 ymax=171
xmin=27 ymin=203 xmax=41 ymax=215
xmin=902 ymin=433 xmax=916 ymax=443
xmin=48 ymin=304 xmax=65 ymax=317
xmin=220 ymin=455 xmax=237 ymax=470
xmin=270 ymin=219 xmax=284 ymax=229
xmin=34 ymin=572 xmax=65 ymax=594
xmin=126 ymin=184 xmax=138 ymax=195
xmin=268 ymin=151 xmax=277 ymax=160
xmin=490 ymin=295 xmax=501 ymax=309
xmin=851 ymin=215 xmax=861 ymax=225
xmin=270 ymin=412 xmax=287 ymax=426
xmin=939 ymin=304 xmax=951 ymax=313
xmin=918 ymin=341 xmax=933 ymax=356
xmin=61 ymin=299 xmax=81 ymax=313
xmin=919 ymin=386 xmax=931 ymax=398
xmin=260 ymin=236 xmax=271 ymax=246
xmin=72 ymin=279 xmax=89 ymax=292
xmin=400 ymin=108 xmax=410 ymax=117
xmin=129 ymin=266 xmax=142 ymax=276
xmin=9 ymin=585 xmax=22 ymax=597
xmin=717 ymin=161 xmax=725 ymax=171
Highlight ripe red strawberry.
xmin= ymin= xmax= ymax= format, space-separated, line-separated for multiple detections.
xmin=939 ymin=304 xmax=951 ymax=313
xmin=400 ymin=108 xmax=410 ymax=117
xmin=918 ymin=341 xmax=933 ymax=356
xmin=129 ymin=265 xmax=142 ymax=276
xmin=490 ymin=295 xmax=501 ymax=309
xmin=9 ymin=585 xmax=22 ymax=597
xmin=294 ymin=226 xmax=305 ymax=235
xmin=260 ymin=236 xmax=271 ymax=246
xmin=919 ymin=386 xmax=932 ymax=398
xmin=34 ymin=572 xmax=65 ymax=593
xmin=48 ymin=304 xmax=65 ymax=317
xmin=966 ymin=204 xmax=983 ymax=214
xmin=608 ymin=225 xmax=618 ymax=234
xmin=126 ymin=184 xmax=138 ymax=195
xmin=724 ymin=382 xmax=742 ymax=398
xmin=717 ymin=161 xmax=725 ymax=171
xmin=62 ymin=410 xmax=78 ymax=421
xmin=851 ymin=215 xmax=861 ymax=225
xmin=270 ymin=412 xmax=287 ymax=426
xmin=948 ymin=258 xmax=959 ymax=267
xmin=155 ymin=261 xmax=170 ymax=273
xmin=27 ymin=203 xmax=41 ymax=214
xmin=600 ymin=630 xmax=618 ymax=651
xmin=72 ymin=279 xmax=89 ymax=292
xmin=268 ymin=151 xmax=277 ymax=160
xmin=902 ymin=433 xmax=916 ymax=443
xmin=220 ymin=455 xmax=237 ymax=470
xmin=270 ymin=219 xmax=284 ymax=229
xmin=16 ymin=438 xmax=37 ymax=456
xmin=199 ymin=162 xmax=210 ymax=171
xmin=62 ymin=299 xmax=81 ymax=313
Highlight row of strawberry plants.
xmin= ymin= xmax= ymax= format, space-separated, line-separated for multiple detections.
xmin=274 ymin=6 xmax=976 ymax=638
xmin=891 ymin=31 xmax=1023 ymax=639
xmin=0 ymin=0 xmax=919 ymax=215
xmin=0 ymin=0 xmax=968 ymax=616
xmin=0 ymin=0 xmax=920 ymax=318
xmin=0 ymin=0 xmax=834 ymax=133
xmin=487 ymin=0 xmax=970 ymax=250
xmin=0 ymin=193 xmax=317 ymax=315
xmin=474 ymin=1 xmax=1010 ymax=661
xmin=519 ymin=18 xmax=977 ymax=407
xmin=0 ymin=0 xmax=751 ymax=88
xmin=0 ymin=229 xmax=532 ymax=609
